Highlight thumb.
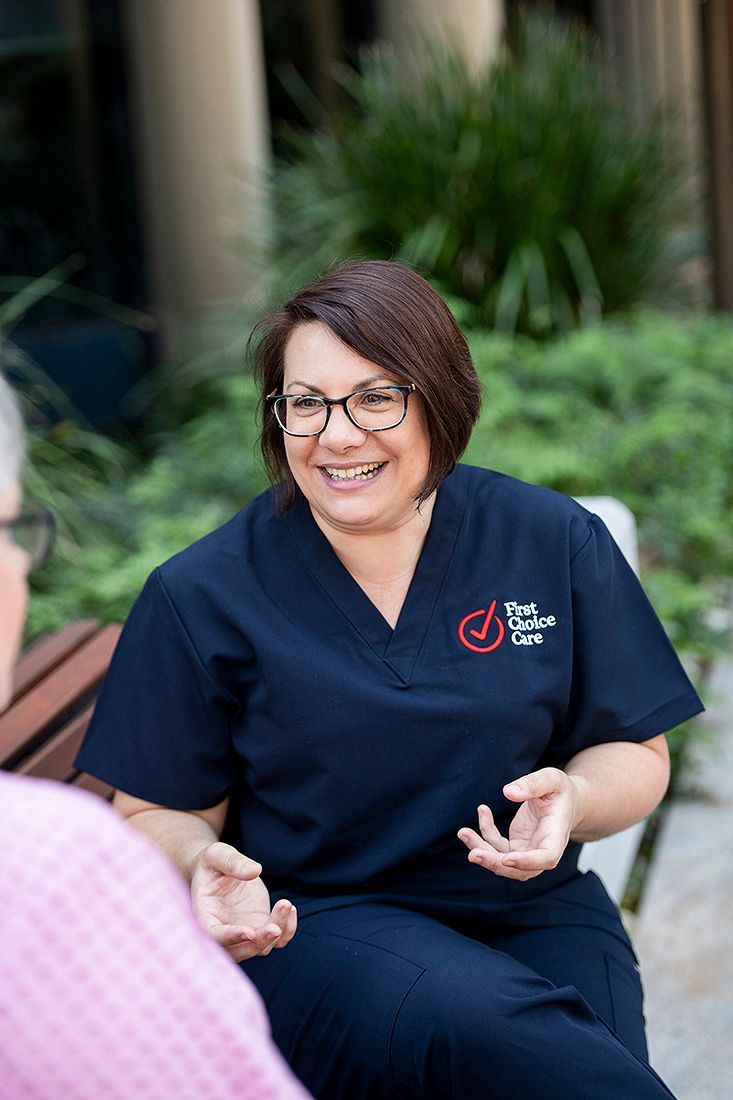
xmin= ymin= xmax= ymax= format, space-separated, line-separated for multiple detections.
xmin=200 ymin=842 xmax=262 ymax=881
xmin=503 ymin=768 xmax=562 ymax=802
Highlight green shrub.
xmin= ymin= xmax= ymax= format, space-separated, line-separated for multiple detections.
xmin=266 ymin=13 xmax=687 ymax=333
xmin=465 ymin=310 xmax=733 ymax=771
xmin=1 ymin=276 xmax=140 ymax=633
xmin=25 ymin=370 xmax=267 ymax=636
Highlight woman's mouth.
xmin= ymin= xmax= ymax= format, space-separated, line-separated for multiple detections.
xmin=320 ymin=461 xmax=386 ymax=482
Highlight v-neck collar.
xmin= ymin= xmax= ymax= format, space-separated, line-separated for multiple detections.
xmin=281 ymin=466 xmax=469 ymax=684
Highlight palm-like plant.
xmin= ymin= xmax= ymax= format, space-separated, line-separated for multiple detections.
xmin=267 ymin=13 xmax=686 ymax=335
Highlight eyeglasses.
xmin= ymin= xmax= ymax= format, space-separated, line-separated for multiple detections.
xmin=1 ymin=505 xmax=56 ymax=571
xmin=266 ymin=384 xmax=416 ymax=437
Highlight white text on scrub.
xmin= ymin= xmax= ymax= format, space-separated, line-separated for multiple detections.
xmin=504 ymin=601 xmax=557 ymax=647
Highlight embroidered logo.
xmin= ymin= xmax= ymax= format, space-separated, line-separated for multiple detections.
xmin=458 ymin=598 xmax=558 ymax=652
xmin=504 ymin=600 xmax=557 ymax=647
xmin=458 ymin=598 xmax=505 ymax=653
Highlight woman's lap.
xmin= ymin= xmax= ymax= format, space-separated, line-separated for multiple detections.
xmin=242 ymin=900 xmax=673 ymax=1100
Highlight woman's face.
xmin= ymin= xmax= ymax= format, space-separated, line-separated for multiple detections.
xmin=281 ymin=322 xmax=432 ymax=538
xmin=0 ymin=480 xmax=29 ymax=711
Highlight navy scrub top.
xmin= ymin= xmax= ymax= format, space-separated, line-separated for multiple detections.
xmin=76 ymin=464 xmax=703 ymax=912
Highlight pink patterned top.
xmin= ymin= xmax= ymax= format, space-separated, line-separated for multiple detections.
xmin=0 ymin=773 xmax=310 ymax=1099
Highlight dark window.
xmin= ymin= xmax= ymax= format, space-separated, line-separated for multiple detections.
xmin=0 ymin=0 xmax=153 ymax=427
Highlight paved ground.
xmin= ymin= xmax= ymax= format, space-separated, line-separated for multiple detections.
xmin=634 ymin=656 xmax=733 ymax=1099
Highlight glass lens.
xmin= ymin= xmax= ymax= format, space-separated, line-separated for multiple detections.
xmin=346 ymin=388 xmax=405 ymax=430
xmin=275 ymin=395 xmax=327 ymax=435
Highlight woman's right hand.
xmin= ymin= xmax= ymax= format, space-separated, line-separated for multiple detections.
xmin=190 ymin=841 xmax=297 ymax=962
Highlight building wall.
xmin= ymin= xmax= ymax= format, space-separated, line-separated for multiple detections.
xmin=123 ymin=0 xmax=270 ymax=349
xmin=593 ymin=0 xmax=726 ymax=307
xmin=701 ymin=0 xmax=733 ymax=309
xmin=594 ymin=0 xmax=704 ymax=156
xmin=376 ymin=0 xmax=505 ymax=69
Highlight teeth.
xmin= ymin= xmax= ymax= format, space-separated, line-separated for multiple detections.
xmin=324 ymin=462 xmax=384 ymax=481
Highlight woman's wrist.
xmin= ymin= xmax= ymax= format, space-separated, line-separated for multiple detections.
xmin=565 ymin=771 xmax=592 ymax=843
xmin=185 ymin=839 xmax=216 ymax=882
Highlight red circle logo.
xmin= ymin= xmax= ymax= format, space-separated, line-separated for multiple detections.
xmin=458 ymin=598 xmax=505 ymax=653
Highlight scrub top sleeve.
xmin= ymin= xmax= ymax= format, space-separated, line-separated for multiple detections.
xmin=546 ymin=514 xmax=704 ymax=766
xmin=75 ymin=568 xmax=237 ymax=809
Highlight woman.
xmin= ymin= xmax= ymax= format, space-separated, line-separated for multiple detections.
xmin=77 ymin=261 xmax=702 ymax=1099
xmin=0 ymin=371 xmax=308 ymax=1099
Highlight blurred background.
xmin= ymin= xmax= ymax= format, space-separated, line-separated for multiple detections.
xmin=2 ymin=1 xmax=732 ymax=753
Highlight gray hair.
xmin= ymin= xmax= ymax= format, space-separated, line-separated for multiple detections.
xmin=0 ymin=371 xmax=25 ymax=490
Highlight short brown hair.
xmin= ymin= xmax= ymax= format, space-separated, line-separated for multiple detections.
xmin=248 ymin=260 xmax=482 ymax=510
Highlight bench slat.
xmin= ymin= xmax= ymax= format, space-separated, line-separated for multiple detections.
xmin=17 ymin=704 xmax=96 ymax=782
xmin=10 ymin=621 xmax=101 ymax=703
xmin=0 ymin=624 xmax=121 ymax=769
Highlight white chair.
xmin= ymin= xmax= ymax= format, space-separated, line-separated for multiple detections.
xmin=573 ymin=497 xmax=646 ymax=905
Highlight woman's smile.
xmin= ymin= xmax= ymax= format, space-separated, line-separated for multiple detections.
xmin=318 ymin=460 xmax=387 ymax=486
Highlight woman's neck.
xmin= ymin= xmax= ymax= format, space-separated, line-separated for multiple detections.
xmin=311 ymin=494 xmax=437 ymax=627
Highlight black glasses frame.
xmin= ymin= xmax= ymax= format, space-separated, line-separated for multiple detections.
xmin=266 ymin=384 xmax=416 ymax=437
xmin=1 ymin=504 xmax=56 ymax=571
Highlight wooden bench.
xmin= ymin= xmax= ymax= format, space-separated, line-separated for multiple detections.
xmin=0 ymin=619 xmax=121 ymax=797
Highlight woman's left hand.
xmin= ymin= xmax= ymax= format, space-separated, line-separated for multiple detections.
xmin=457 ymin=767 xmax=583 ymax=881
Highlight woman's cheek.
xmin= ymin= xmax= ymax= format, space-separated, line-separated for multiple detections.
xmin=0 ymin=546 xmax=29 ymax=710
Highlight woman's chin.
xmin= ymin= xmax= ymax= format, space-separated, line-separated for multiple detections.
xmin=313 ymin=497 xmax=384 ymax=533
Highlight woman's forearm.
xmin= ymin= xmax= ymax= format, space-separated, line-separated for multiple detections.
xmin=122 ymin=807 xmax=219 ymax=881
xmin=565 ymin=735 xmax=671 ymax=843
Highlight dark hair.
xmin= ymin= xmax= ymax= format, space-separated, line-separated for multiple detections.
xmin=248 ymin=260 xmax=482 ymax=510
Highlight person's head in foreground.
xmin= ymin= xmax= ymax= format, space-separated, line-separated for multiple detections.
xmin=0 ymin=371 xmax=29 ymax=708
xmin=0 ymin=367 xmax=311 ymax=1099
xmin=252 ymin=258 xmax=483 ymax=525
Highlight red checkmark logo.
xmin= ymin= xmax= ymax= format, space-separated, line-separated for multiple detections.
xmin=458 ymin=598 xmax=505 ymax=653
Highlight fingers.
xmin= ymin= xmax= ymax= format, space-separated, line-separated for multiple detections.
xmin=456 ymin=806 xmax=509 ymax=855
xmin=457 ymin=826 xmax=488 ymax=852
xmin=457 ymin=825 xmax=534 ymax=879
xmin=211 ymin=923 xmax=261 ymax=948
xmin=458 ymin=836 xmax=546 ymax=881
xmin=272 ymin=897 xmax=298 ymax=948
xmin=200 ymin=842 xmax=262 ymax=881
xmin=503 ymin=767 xmax=564 ymax=802
xmin=457 ymin=804 xmax=553 ymax=881
xmin=210 ymin=900 xmax=298 ymax=961
xmin=476 ymin=804 xmax=511 ymax=851
xmin=499 ymin=847 xmax=560 ymax=874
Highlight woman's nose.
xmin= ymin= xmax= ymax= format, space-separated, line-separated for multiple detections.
xmin=318 ymin=404 xmax=367 ymax=450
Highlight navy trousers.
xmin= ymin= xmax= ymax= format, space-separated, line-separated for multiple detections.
xmin=243 ymin=888 xmax=675 ymax=1099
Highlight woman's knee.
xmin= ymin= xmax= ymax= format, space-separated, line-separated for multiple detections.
xmin=244 ymin=928 xmax=426 ymax=1099
xmin=493 ymin=923 xmax=649 ymax=1063
xmin=389 ymin=953 xmax=667 ymax=1100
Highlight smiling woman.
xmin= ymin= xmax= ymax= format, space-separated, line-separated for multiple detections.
xmin=252 ymin=260 xmax=482 ymax=512
xmin=76 ymin=260 xmax=702 ymax=1100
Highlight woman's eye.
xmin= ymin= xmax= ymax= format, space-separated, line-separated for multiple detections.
xmin=360 ymin=390 xmax=393 ymax=406
xmin=293 ymin=396 xmax=322 ymax=411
